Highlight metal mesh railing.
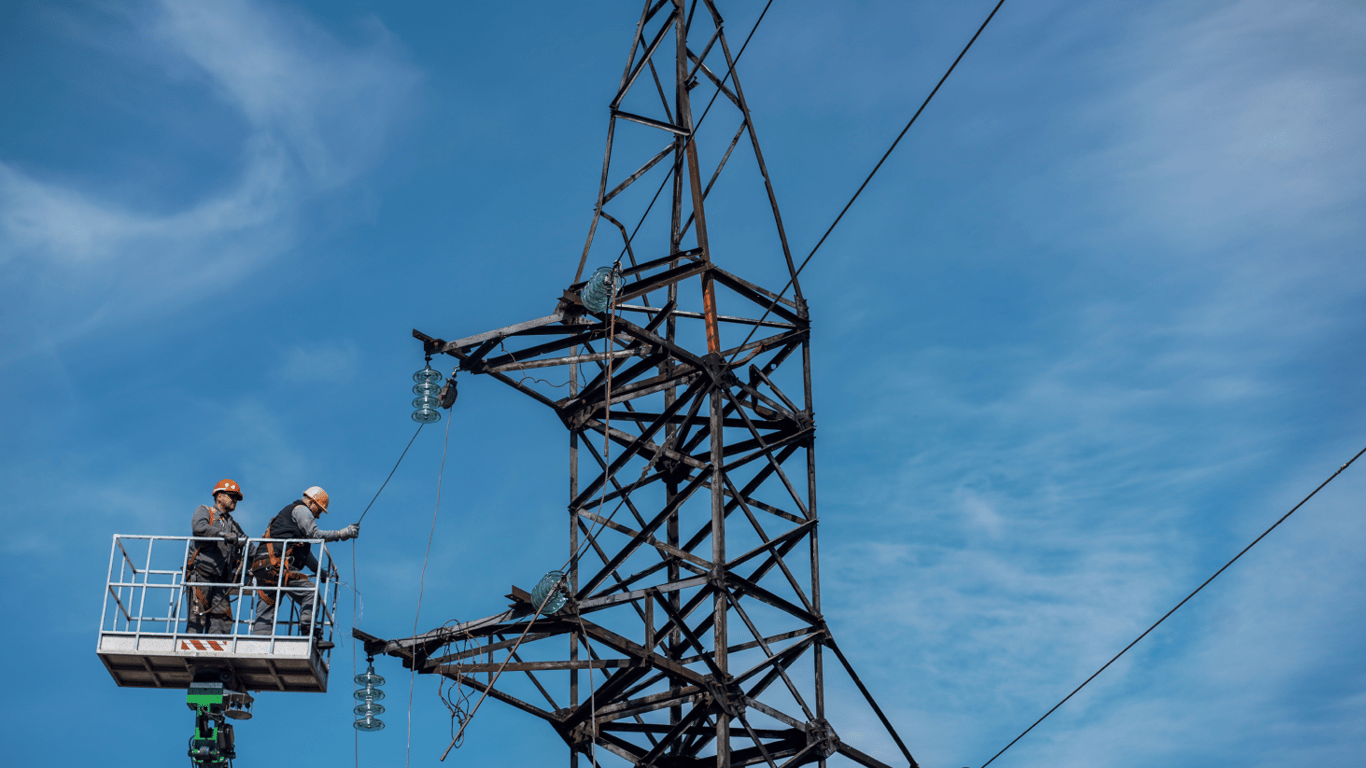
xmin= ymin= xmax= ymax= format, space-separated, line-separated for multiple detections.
xmin=99 ymin=534 xmax=338 ymax=653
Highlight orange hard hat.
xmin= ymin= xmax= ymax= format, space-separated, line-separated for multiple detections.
xmin=213 ymin=478 xmax=243 ymax=499
xmin=303 ymin=486 xmax=330 ymax=512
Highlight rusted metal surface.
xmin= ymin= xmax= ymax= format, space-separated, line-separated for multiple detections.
xmin=363 ymin=2 xmax=916 ymax=766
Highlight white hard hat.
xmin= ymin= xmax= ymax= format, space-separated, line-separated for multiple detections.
xmin=303 ymin=486 xmax=330 ymax=512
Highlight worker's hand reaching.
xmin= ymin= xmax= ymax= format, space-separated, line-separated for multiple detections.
xmin=342 ymin=523 xmax=360 ymax=541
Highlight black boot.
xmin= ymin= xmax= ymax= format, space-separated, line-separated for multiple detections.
xmin=303 ymin=625 xmax=335 ymax=651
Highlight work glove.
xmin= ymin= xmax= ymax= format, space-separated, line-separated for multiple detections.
xmin=342 ymin=523 xmax=360 ymax=541
xmin=223 ymin=530 xmax=242 ymax=545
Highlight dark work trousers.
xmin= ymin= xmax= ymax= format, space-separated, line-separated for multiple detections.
xmin=252 ymin=571 xmax=316 ymax=636
xmin=185 ymin=560 xmax=235 ymax=634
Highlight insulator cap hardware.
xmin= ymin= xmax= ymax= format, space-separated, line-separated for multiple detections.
xmin=412 ymin=361 xmax=444 ymax=424
xmin=353 ymin=656 xmax=386 ymax=731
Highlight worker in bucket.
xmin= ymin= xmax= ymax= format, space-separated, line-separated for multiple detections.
xmin=185 ymin=479 xmax=248 ymax=634
xmin=250 ymin=486 xmax=358 ymax=649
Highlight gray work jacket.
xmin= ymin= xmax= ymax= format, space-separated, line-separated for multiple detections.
xmin=190 ymin=504 xmax=246 ymax=575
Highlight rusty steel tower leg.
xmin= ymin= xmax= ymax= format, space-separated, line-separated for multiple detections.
xmin=363 ymin=3 xmax=920 ymax=767
xmin=674 ymin=0 xmax=721 ymax=357
xmin=671 ymin=4 xmax=730 ymax=766
xmin=710 ymin=385 xmax=729 ymax=768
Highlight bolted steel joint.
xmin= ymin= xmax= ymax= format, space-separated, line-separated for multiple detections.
xmin=806 ymin=718 xmax=840 ymax=759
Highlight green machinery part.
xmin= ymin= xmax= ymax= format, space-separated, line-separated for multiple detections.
xmin=187 ymin=677 xmax=236 ymax=768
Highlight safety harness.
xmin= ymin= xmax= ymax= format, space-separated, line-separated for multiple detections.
xmin=184 ymin=506 xmax=217 ymax=575
xmin=250 ymin=501 xmax=310 ymax=608
xmin=185 ymin=506 xmax=241 ymax=624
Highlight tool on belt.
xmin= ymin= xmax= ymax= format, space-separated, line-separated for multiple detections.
xmin=249 ymin=521 xmax=304 ymax=607
xmin=186 ymin=507 xmax=244 ymax=613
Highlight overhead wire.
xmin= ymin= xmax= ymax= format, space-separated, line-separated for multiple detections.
xmin=574 ymin=282 xmax=623 ymax=768
xmin=437 ymin=4 xmax=782 ymax=752
xmin=414 ymin=0 xmax=1006 ymax=752
xmin=441 ymin=280 xmax=625 ymax=760
xmin=498 ymin=338 xmax=577 ymax=389
xmin=349 ymin=421 xmax=425 ymax=767
xmin=353 ymin=539 xmax=360 ymax=768
xmin=569 ymin=0 xmax=1008 ymax=560
xmin=435 ymin=616 xmax=476 ymax=750
xmin=372 ymin=2 xmax=1363 ymax=764
xmin=504 ymin=11 xmax=1017 ymax=740
xmin=580 ymin=0 xmax=776 ymax=281
xmin=440 ymin=575 xmax=573 ymax=760
xmin=576 ymin=613 xmax=600 ymax=768
xmin=724 ymin=0 xmax=1009 ymax=369
xmin=358 ymin=423 xmax=426 ymax=524
xmin=354 ymin=0 xmax=998 ymax=756
xmin=977 ymin=443 xmax=1366 ymax=768
xmin=438 ymin=273 xmax=707 ymax=756
xmin=407 ymin=412 xmax=454 ymax=768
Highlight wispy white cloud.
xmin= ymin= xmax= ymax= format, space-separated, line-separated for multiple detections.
xmin=818 ymin=0 xmax=1366 ymax=765
xmin=1058 ymin=0 xmax=1366 ymax=296
xmin=0 ymin=0 xmax=419 ymax=358
xmin=1108 ymin=0 xmax=1366 ymax=243
xmin=143 ymin=0 xmax=416 ymax=189
xmin=989 ymin=475 xmax=1366 ymax=768
xmin=0 ymin=134 xmax=291 ymax=266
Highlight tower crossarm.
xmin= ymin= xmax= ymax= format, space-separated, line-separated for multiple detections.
xmin=376 ymin=2 xmax=919 ymax=765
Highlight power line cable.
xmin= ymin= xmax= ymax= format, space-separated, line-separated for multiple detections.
xmin=351 ymin=422 xmax=424 ymax=766
xmin=358 ymin=422 xmax=425 ymax=524
xmin=578 ymin=0 xmax=776 ymax=283
xmin=420 ymin=0 xmax=988 ymax=749
xmin=437 ymin=6 xmax=782 ymax=749
xmin=440 ymin=581 xmax=569 ymax=760
xmin=407 ymin=414 xmax=454 ymax=768
xmin=353 ymin=543 xmax=361 ymax=768
xmin=724 ymin=0 xmax=1008 ymax=368
xmin=579 ymin=0 xmax=1007 ymax=551
xmin=439 ymin=277 xmax=628 ymax=759
xmin=977 ymin=443 xmax=1366 ymax=768
xmin=556 ymin=0 xmax=782 ymax=573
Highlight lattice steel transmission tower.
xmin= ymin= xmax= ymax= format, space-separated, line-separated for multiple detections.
xmin=359 ymin=3 xmax=916 ymax=766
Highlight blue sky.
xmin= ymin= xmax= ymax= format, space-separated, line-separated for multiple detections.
xmin=2 ymin=1 xmax=1364 ymax=766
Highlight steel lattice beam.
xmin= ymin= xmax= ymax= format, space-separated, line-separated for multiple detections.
xmin=360 ymin=3 xmax=916 ymax=767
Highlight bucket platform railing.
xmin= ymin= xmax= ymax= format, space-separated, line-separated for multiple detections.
xmin=97 ymin=534 xmax=339 ymax=693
